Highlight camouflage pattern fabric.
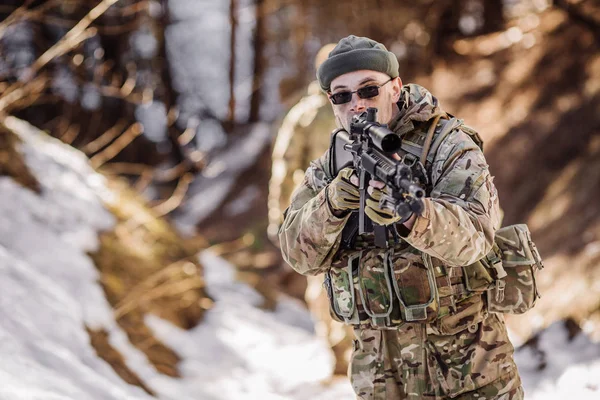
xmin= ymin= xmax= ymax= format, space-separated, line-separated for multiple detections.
xmin=279 ymin=83 xmax=502 ymax=274
xmin=268 ymin=81 xmax=337 ymax=241
xmin=488 ymin=224 xmax=543 ymax=314
xmin=279 ymin=84 xmax=521 ymax=398
xmin=351 ymin=313 xmax=522 ymax=399
xmin=268 ymin=79 xmax=354 ymax=374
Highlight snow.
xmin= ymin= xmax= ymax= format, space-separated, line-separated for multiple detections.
xmin=173 ymin=122 xmax=272 ymax=233
xmin=52 ymin=65 xmax=79 ymax=104
xmin=164 ymin=0 xmax=287 ymax=124
xmin=514 ymin=321 xmax=600 ymax=399
xmin=144 ymin=250 xmax=351 ymax=400
xmin=0 ymin=116 xmax=598 ymax=399
xmin=166 ymin=0 xmax=230 ymax=121
xmin=194 ymin=118 xmax=227 ymax=153
xmin=130 ymin=28 xmax=159 ymax=60
xmin=135 ymin=101 xmax=168 ymax=143
xmin=232 ymin=0 xmax=257 ymax=123
xmin=223 ymin=185 xmax=261 ymax=217
xmin=81 ymin=83 xmax=102 ymax=111
xmin=0 ymin=21 xmax=35 ymax=80
xmin=0 ymin=118 xmax=147 ymax=400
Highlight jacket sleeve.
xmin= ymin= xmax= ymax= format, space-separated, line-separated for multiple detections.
xmin=278 ymin=156 xmax=350 ymax=276
xmin=402 ymin=128 xmax=502 ymax=266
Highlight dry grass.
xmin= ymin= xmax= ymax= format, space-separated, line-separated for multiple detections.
xmin=2 ymin=118 xmax=212 ymax=389
xmin=86 ymin=327 xmax=156 ymax=396
xmin=88 ymin=176 xmax=212 ymax=382
xmin=0 ymin=123 xmax=40 ymax=192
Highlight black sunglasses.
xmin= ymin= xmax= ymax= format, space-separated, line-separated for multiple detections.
xmin=329 ymin=78 xmax=393 ymax=105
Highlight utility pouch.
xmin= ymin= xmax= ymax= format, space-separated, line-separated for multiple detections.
xmin=487 ymin=224 xmax=544 ymax=314
xmin=389 ymin=249 xmax=439 ymax=322
xmin=357 ymin=250 xmax=394 ymax=321
xmin=325 ymin=251 xmax=359 ymax=323
xmin=463 ymin=255 xmax=496 ymax=294
xmin=323 ymin=272 xmax=342 ymax=323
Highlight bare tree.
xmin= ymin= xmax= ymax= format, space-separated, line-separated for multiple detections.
xmin=249 ymin=0 xmax=265 ymax=122
xmin=227 ymin=0 xmax=238 ymax=127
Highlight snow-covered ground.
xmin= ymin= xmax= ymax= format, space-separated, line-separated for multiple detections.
xmin=514 ymin=321 xmax=600 ymax=399
xmin=0 ymin=116 xmax=599 ymax=399
xmin=172 ymin=122 xmax=272 ymax=234
xmin=0 ymin=117 xmax=352 ymax=400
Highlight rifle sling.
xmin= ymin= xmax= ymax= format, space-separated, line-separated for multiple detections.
xmin=420 ymin=114 xmax=443 ymax=165
xmin=427 ymin=117 xmax=462 ymax=162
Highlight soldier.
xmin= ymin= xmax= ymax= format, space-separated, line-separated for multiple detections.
xmin=269 ymin=44 xmax=355 ymax=375
xmin=279 ymin=35 xmax=524 ymax=399
xmin=268 ymin=44 xmax=337 ymax=242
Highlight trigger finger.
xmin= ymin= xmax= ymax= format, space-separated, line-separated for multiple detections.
xmin=368 ymin=187 xmax=382 ymax=201
xmin=369 ymin=179 xmax=386 ymax=190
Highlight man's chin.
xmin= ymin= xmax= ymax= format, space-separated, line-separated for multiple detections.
xmin=338 ymin=113 xmax=364 ymax=132
xmin=344 ymin=115 xmax=359 ymax=131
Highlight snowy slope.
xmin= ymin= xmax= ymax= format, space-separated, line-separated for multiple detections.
xmin=0 ymin=118 xmax=148 ymax=400
xmin=514 ymin=321 xmax=600 ymax=399
xmin=0 ymin=116 xmax=598 ymax=399
xmin=0 ymin=117 xmax=352 ymax=400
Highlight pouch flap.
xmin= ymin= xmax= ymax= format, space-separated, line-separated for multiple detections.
xmin=495 ymin=224 xmax=536 ymax=267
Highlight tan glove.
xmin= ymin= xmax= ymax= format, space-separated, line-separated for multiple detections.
xmin=326 ymin=167 xmax=360 ymax=214
xmin=365 ymin=180 xmax=412 ymax=226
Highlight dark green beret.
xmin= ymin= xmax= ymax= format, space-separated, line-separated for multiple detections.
xmin=316 ymin=35 xmax=399 ymax=92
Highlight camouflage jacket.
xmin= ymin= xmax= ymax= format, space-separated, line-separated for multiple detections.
xmin=278 ymin=84 xmax=519 ymax=399
xmin=279 ymin=84 xmax=501 ymax=276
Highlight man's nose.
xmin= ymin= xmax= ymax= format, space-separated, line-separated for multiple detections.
xmin=350 ymin=95 xmax=367 ymax=113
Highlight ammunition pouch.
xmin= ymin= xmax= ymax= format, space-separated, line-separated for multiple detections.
xmin=460 ymin=223 xmax=543 ymax=315
xmin=322 ymin=115 xmax=543 ymax=327
xmin=389 ymin=249 xmax=438 ymax=323
xmin=324 ymin=237 xmax=470 ymax=328
xmin=485 ymin=224 xmax=543 ymax=314
xmin=323 ymin=224 xmax=543 ymax=328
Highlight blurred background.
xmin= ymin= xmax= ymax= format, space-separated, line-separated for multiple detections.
xmin=0 ymin=0 xmax=599 ymax=399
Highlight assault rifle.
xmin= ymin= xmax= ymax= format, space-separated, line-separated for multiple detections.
xmin=330 ymin=107 xmax=427 ymax=248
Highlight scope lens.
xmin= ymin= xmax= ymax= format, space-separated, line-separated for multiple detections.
xmin=380 ymin=134 xmax=401 ymax=152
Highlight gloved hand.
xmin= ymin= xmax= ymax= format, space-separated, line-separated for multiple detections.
xmin=365 ymin=180 xmax=413 ymax=226
xmin=326 ymin=167 xmax=360 ymax=214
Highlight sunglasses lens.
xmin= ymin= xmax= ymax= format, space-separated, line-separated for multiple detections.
xmin=331 ymin=92 xmax=352 ymax=105
xmin=330 ymin=80 xmax=388 ymax=105
xmin=357 ymin=86 xmax=379 ymax=99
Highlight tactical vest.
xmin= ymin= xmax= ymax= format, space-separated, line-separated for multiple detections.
xmin=322 ymin=115 xmax=544 ymax=331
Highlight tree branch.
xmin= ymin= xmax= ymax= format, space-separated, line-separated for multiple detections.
xmin=0 ymin=0 xmax=121 ymax=114
xmin=90 ymin=122 xmax=144 ymax=168
xmin=151 ymin=173 xmax=194 ymax=216
xmin=554 ymin=0 xmax=600 ymax=41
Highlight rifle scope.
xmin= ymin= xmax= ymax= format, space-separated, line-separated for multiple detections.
xmin=350 ymin=108 xmax=401 ymax=153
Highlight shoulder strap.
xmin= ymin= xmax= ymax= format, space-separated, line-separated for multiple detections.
xmin=420 ymin=114 xmax=443 ymax=165
xmin=403 ymin=114 xmax=486 ymax=166
xmin=400 ymin=115 xmax=459 ymax=164
xmin=426 ymin=117 xmax=462 ymax=161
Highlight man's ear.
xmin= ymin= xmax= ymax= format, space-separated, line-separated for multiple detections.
xmin=392 ymin=77 xmax=403 ymax=102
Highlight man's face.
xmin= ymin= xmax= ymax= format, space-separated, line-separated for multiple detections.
xmin=328 ymin=70 xmax=402 ymax=132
